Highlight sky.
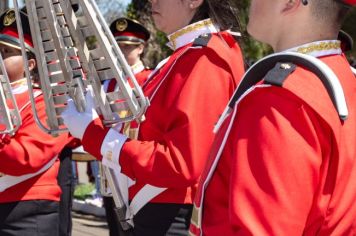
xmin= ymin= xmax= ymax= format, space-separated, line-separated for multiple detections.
xmin=122 ymin=0 xmax=131 ymax=5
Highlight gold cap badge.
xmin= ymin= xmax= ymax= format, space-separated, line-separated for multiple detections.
xmin=4 ymin=10 xmax=16 ymax=27
xmin=116 ymin=19 xmax=128 ymax=32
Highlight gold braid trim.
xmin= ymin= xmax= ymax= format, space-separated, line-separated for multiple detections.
xmin=296 ymin=41 xmax=341 ymax=54
xmin=168 ymin=19 xmax=213 ymax=50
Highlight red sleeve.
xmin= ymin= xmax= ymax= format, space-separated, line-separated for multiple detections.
xmin=135 ymin=69 xmax=152 ymax=86
xmin=0 ymin=95 xmax=73 ymax=176
xmin=82 ymin=117 xmax=110 ymax=160
xmin=119 ymin=47 xmax=243 ymax=188
xmin=66 ymin=138 xmax=82 ymax=149
xmin=227 ymin=86 xmax=331 ymax=235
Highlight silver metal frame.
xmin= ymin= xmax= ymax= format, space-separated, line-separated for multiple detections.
xmin=0 ymin=53 xmax=22 ymax=136
xmin=13 ymin=0 xmax=150 ymax=230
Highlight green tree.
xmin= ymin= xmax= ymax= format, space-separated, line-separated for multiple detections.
xmin=126 ymin=0 xmax=270 ymax=66
xmin=126 ymin=1 xmax=171 ymax=68
xmin=235 ymin=0 xmax=272 ymax=64
xmin=342 ymin=7 xmax=356 ymax=58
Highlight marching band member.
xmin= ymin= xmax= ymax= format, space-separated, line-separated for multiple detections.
xmin=103 ymin=17 xmax=152 ymax=236
xmin=191 ymin=0 xmax=356 ymax=235
xmin=0 ymin=9 xmax=73 ymax=236
xmin=62 ymin=0 xmax=245 ymax=235
xmin=110 ymin=17 xmax=152 ymax=86
xmin=104 ymin=17 xmax=153 ymax=144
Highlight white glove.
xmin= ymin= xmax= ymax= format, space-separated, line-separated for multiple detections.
xmin=61 ymin=87 xmax=99 ymax=140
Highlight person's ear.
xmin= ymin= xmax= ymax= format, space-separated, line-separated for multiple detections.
xmin=28 ymin=58 xmax=36 ymax=72
xmin=188 ymin=0 xmax=204 ymax=10
xmin=137 ymin=44 xmax=145 ymax=55
xmin=282 ymin=0 xmax=301 ymax=13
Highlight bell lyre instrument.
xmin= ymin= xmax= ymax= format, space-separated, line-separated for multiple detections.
xmin=13 ymin=0 xmax=150 ymax=231
xmin=0 ymin=52 xmax=21 ymax=136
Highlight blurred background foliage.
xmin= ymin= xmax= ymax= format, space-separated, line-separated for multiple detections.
xmin=343 ymin=7 xmax=356 ymax=63
xmin=126 ymin=0 xmax=172 ymax=68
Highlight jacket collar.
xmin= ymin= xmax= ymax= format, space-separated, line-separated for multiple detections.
xmin=285 ymin=40 xmax=342 ymax=57
xmin=10 ymin=78 xmax=28 ymax=94
xmin=166 ymin=18 xmax=219 ymax=50
xmin=131 ymin=61 xmax=145 ymax=74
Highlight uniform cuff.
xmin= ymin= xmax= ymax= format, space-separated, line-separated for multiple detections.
xmin=100 ymin=128 xmax=127 ymax=171
xmin=82 ymin=118 xmax=110 ymax=160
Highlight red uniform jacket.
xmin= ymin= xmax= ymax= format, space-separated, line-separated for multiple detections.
xmin=82 ymin=25 xmax=245 ymax=204
xmin=191 ymin=46 xmax=356 ymax=235
xmin=105 ymin=63 xmax=152 ymax=92
xmin=134 ymin=67 xmax=151 ymax=86
xmin=0 ymin=84 xmax=73 ymax=203
xmin=104 ymin=63 xmax=152 ymax=142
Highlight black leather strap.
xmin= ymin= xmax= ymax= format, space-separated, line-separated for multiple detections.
xmin=263 ymin=62 xmax=297 ymax=86
xmin=192 ymin=33 xmax=212 ymax=47
xmin=228 ymin=54 xmax=342 ymax=118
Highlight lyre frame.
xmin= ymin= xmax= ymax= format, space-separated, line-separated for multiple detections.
xmin=14 ymin=0 xmax=88 ymax=136
xmin=0 ymin=53 xmax=22 ymax=136
xmin=12 ymin=0 xmax=149 ymax=231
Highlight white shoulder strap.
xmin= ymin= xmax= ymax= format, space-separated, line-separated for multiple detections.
xmin=276 ymin=52 xmax=348 ymax=119
xmin=214 ymin=52 xmax=349 ymax=133
xmin=351 ymin=66 xmax=356 ymax=75
xmin=0 ymin=156 xmax=57 ymax=192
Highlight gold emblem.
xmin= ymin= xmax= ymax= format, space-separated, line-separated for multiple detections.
xmin=3 ymin=10 xmax=16 ymax=27
xmin=116 ymin=19 xmax=128 ymax=32
xmin=280 ymin=63 xmax=291 ymax=70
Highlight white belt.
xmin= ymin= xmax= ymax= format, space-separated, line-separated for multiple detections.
xmin=108 ymin=164 xmax=166 ymax=219
xmin=129 ymin=184 xmax=167 ymax=215
xmin=0 ymin=156 xmax=57 ymax=192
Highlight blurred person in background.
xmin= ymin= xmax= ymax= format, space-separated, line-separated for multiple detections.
xmin=101 ymin=17 xmax=152 ymax=236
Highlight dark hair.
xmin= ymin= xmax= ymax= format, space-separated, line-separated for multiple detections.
xmin=26 ymin=51 xmax=40 ymax=85
xmin=311 ymin=0 xmax=351 ymax=27
xmin=190 ymin=0 xmax=241 ymax=32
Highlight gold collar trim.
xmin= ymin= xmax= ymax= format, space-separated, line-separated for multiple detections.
xmin=10 ymin=78 xmax=28 ymax=94
xmin=131 ymin=61 xmax=145 ymax=75
xmin=10 ymin=78 xmax=27 ymax=87
xmin=287 ymin=40 xmax=342 ymax=57
xmin=167 ymin=19 xmax=218 ymax=50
